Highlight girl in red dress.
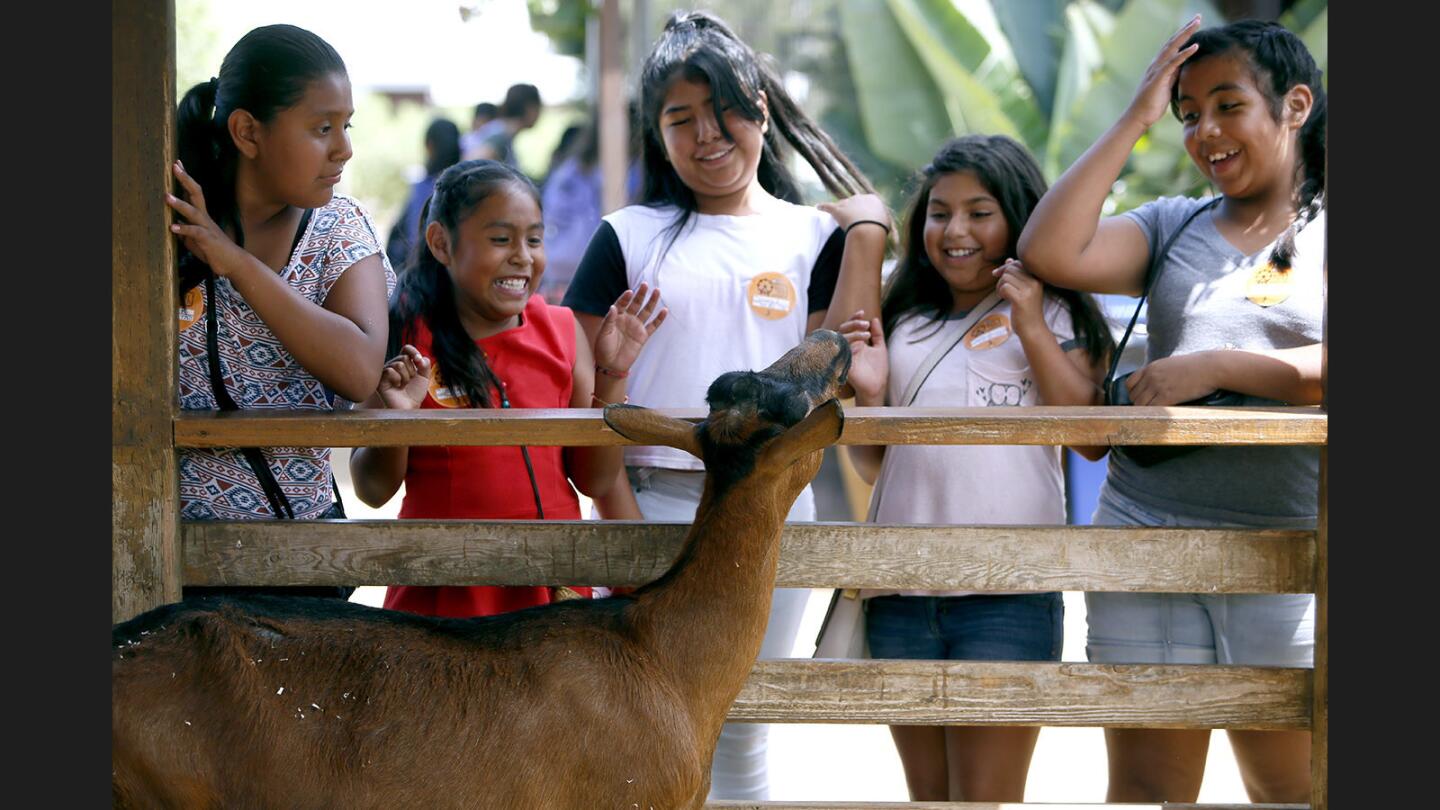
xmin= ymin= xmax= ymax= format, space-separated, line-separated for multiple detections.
xmin=350 ymin=159 xmax=665 ymax=618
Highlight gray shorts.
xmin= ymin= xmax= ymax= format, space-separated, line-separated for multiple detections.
xmin=1085 ymin=484 xmax=1314 ymax=668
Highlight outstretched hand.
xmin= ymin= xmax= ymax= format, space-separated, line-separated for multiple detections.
xmin=594 ymin=282 xmax=668 ymax=374
xmin=165 ymin=160 xmax=246 ymax=274
xmin=377 ymin=345 xmax=434 ymax=410
xmin=837 ymin=309 xmax=889 ymax=405
xmin=1124 ymin=14 xmax=1203 ymax=130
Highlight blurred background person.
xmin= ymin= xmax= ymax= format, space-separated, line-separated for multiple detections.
xmin=459 ymin=100 xmax=499 ymax=159
xmin=386 ymin=117 xmax=463 ymax=271
xmin=464 ymin=82 xmax=542 ymax=170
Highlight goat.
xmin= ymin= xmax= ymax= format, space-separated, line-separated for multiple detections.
xmin=112 ymin=329 xmax=851 ymax=809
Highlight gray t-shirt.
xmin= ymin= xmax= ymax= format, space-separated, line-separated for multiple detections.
xmin=1107 ymin=195 xmax=1325 ymax=523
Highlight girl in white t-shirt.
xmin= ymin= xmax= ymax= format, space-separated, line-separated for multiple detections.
xmin=562 ymin=10 xmax=886 ymax=801
xmin=840 ymin=135 xmax=1113 ymax=803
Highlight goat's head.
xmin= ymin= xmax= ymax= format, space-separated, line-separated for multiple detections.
xmin=604 ymin=330 xmax=849 ymax=499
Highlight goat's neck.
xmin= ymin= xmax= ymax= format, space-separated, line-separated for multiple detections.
xmin=633 ymin=473 xmax=789 ymax=726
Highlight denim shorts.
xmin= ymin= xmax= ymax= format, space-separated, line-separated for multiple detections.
xmin=864 ymin=592 xmax=1063 ymax=661
xmin=1085 ymin=484 xmax=1314 ymax=667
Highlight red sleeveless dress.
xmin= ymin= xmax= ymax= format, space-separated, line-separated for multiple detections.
xmin=383 ymin=295 xmax=592 ymax=618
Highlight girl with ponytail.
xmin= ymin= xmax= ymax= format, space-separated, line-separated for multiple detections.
xmin=349 ymin=159 xmax=666 ymax=619
xmin=170 ymin=25 xmax=394 ymax=596
xmin=1017 ymin=16 xmax=1326 ymax=803
xmin=560 ymin=10 xmax=887 ymax=801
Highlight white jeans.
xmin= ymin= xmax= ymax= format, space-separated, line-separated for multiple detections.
xmin=625 ymin=466 xmax=813 ymax=801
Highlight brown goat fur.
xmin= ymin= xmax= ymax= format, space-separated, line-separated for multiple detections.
xmin=113 ymin=330 xmax=851 ymax=809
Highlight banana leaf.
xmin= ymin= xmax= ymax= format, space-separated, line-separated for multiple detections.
xmin=838 ymin=0 xmax=953 ymax=169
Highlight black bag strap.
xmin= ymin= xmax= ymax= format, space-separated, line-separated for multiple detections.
xmin=202 ymin=208 xmax=314 ymax=519
xmin=1102 ymin=197 xmax=1221 ymax=394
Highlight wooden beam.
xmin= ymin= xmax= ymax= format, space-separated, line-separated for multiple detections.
xmin=182 ymin=521 xmax=1314 ymax=593
xmin=113 ymin=0 xmax=179 ymax=622
xmin=1312 ymin=224 xmax=1329 ymax=809
xmin=699 ymin=795 xmax=1307 ymax=801
xmin=174 ymin=406 xmax=1328 ymax=448
xmin=728 ymin=660 xmax=1309 ymax=729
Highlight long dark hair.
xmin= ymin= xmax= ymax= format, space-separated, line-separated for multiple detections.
xmin=883 ymin=135 xmax=1114 ymax=369
xmin=174 ymin=24 xmax=346 ymax=299
xmin=1174 ymin=19 xmax=1326 ymax=270
xmin=636 ymin=11 xmax=874 ymax=249
xmin=390 ymin=160 xmax=541 ymax=409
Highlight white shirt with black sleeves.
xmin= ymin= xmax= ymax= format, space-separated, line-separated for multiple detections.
xmin=563 ymin=201 xmax=844 ymax=471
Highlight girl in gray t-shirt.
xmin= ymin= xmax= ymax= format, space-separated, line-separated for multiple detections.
xmin=1017 ymin=17 xmax=1326 ymax=806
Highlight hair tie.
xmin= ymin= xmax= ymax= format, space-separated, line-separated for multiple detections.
xmin=208 ymin=76 xmax=219 ymax=93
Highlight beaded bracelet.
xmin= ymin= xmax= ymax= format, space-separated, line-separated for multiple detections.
xmin=595 ymin=365 xmax=629 ymax=379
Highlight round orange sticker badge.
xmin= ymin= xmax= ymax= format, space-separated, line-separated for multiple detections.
xmin=427 ymin=367 xmax=469 ymax=408
xmin=1246 ymin=262 xmax=1293 ymax=307
xmin=177 ymin=286 xmax=205 ymax=331
xmin=964 ymin=312 xmax=1012 ymax=351
xmin=747 ymin=272 xmax=796 ymax=320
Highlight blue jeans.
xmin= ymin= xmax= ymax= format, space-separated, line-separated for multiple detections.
xmin=864 ymin=593 xmax=1063 ymax=661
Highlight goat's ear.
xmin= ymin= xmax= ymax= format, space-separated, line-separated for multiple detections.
xmin=603 ymin=404 xmax=703 ymax=460
xmin=759 ymin=398 xmax=844 ymax=470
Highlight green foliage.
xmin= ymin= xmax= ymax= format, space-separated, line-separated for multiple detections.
xmin=526 ymin=0 xmax=592 ymax=58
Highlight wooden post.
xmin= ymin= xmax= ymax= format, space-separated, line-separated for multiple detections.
xmin=1311 ymin=209 xmax=1328 ymax=809
xmin=598 ymin=0 xmax=627 ymax=213
xmin=112 ymin=0 xmax=179 ymax=622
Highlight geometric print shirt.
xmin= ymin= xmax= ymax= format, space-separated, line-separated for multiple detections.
xmin=176 ymin=194 xmax=397 ymax=520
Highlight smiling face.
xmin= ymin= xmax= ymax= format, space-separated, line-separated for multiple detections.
xmin=657 ymin=75 xmax=768 ymax=214
xmin=427 ymin=183 xmax=546 ymax=335
xmin=921 ymin=171 xmax=1011 ymax=312
xmin=1175 ymin=51 xmax=1308 ymax=202
xmin=248 ymin=72 xmax=354 ymax=209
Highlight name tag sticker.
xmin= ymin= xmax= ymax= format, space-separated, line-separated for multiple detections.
xmin=747 ymin=272 xmax=796 ymax=320
xmin=428 ymin=366 xmax=469 ymax=408
xmin=178 ymin=286 xmax=205 ymax=331
xmin=1246 ymin=262 xmax=1294 ymax=307
xmin=964 ymin=313 xmax=1012 ymax=350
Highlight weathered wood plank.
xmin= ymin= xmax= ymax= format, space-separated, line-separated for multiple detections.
xmin=182 ymin=521 xmax=1314 ymax=593
xmin=1312 ymin=229 xmax=1328 ymax=809
xmin=113 ymin=0 xmax=179 ymax=622
xmin=1312 ymin=446 xmax=1327 ymax=809
xmin=702 ymin=795 xmax=1301 ymax=801
xmin=706 ymin=803 xmax=1305 ymax=809
xmin=730 ymin=661 xmax=1309 ymax=729
xmin=174 ymin=405 xmax=1328 ymax=448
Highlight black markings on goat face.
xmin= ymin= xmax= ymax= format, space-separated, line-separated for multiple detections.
xmin=704 ymin=372 xmax=810 ymax=445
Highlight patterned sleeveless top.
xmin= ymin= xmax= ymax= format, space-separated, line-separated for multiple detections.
xmin=176 ymin=194 xmax=397 ymax=520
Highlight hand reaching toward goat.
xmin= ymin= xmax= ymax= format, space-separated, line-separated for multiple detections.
xmin=838 ymin=309 xmax=888 ymax=406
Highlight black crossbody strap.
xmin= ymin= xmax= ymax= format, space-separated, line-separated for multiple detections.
xmin=1103 ymin=198 xmax=1221 ymax=392
xmin=202 ymin=208 xmax=314 ymax=519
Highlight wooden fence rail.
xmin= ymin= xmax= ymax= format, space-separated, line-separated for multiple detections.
xmin=699 ymin=795 xmax=1307 ymax=801
xmin=174 ymin=406 xmax=1327 ymax=448
xmin=182 ymin=521 xmax=1315 ymax=593
xmin=729 ymin=661 xmax=1308 ymax=730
